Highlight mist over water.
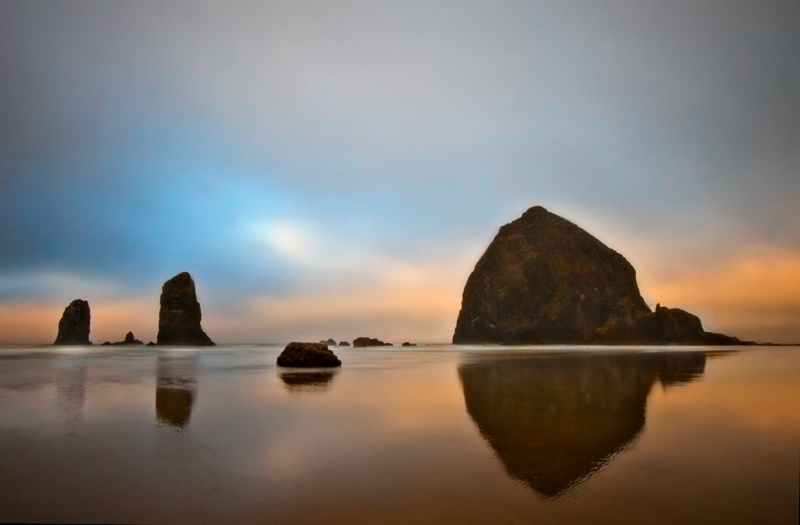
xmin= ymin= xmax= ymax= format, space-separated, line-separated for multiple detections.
xmin=0 ymin=344 xmax=798 ymax=524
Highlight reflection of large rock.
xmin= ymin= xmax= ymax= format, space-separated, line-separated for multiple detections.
xmin=156 ymin=355 xmax=197 ymax=429
xmin=453 ymin=206 xmax=745 ymax=344
xmin=156 ymin=272 xmax=215 ymax=346
xmin=53 ymin=299 xmax=92 ymax=345
xmin=459 ymin=351 xmax=707 ymax=497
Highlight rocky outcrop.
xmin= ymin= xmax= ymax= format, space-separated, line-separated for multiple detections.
xmin=352 ymin=337 xmax=392 ymax=347
xmin=54 ymin=299 xmax=92 ymax=345
xmin=277 ymin=342 xmax=342 ymax=367
xmin=156 ymin=272 xmax=215 ymax=346
xmin=453 ymin=206 xmax=744 ymax=345
xmin=338 ymin=341 xmax=351 ymax=347
xmin=319 ymin=338 xmax=337 ymax=346
xmin=401 ymin=342 xmax=417 ymax=347
xmin=103 ymin=332 xmax=144 ymax=346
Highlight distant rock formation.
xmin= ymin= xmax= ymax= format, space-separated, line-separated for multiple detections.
xmin=156 ymin=272 xmax=215 ymax=346
xmin=53 ymin=299 xmax=91 ymax=345
xmin=401 ymin=342 xmax=417 ymax=347
xmin=338 ymin=341 xmax=351 ymax=347
xmin=103 ymin=332 xmax=144 ymax=346
xmin=319 ymin=338 xmax=337 ymax=346
xmin=459 ymin=351 xmax=709 ymax=497
xmin=453 ymin=206 xmax=745 ymax=345
xmin=352 ymin=337 xmax=392 ymax=347
xmin=277 ymin=342 xmax=342 ymax=367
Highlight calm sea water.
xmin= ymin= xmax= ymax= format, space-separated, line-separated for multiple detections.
xmin=1 ymin=344 xmax=798 ymax=524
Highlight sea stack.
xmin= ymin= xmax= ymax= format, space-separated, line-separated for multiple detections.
xmin=53 ymin=299 xmax=92 ymax=345
xmin=453 ymin=206 xmax=743 ymax=344
xmin=156 ymin=272 xmax=215 ymax=346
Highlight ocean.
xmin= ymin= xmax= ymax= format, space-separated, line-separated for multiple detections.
xmin=1 ymin=343 xmax=798 ymax=524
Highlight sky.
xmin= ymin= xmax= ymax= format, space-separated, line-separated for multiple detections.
xmin=1 ymin=0 xmax=798 ymax=344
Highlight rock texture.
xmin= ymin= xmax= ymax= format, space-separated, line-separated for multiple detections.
xmin=54 ymin=299 xmax=92 ymax=345
xmin=453 ymin=206 xmax=745 ymax=345
xmin=352 ymin=337 xmax=392 ymax=347
xmin=156 ymin=272 xmax=215 ymax=346
xmin=277 ymin=342 xmax=342 ymax=367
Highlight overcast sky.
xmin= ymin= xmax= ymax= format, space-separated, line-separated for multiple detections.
xmin=1 ymin=0 xmax=798 ymax=344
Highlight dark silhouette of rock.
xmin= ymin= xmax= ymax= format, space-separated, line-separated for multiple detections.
xmin=277 ymin=342 xmax=342 ymax=367
xmin=338 ymin=341 xmax=351 ymax=347
xmin=318 ymin=338 xmax=337 ymax=346
xmin=453 ymin=206 xmax=745 ymax=344
xmin=459 ymin=351 xmax=709 ymax=498
xmin=105 ymin=332 xmax=144 ymax=346
xmin=401 ymin=342 xmax=417 ymax=347
xmin=352 ymin=337 xmax=392 ymax=347
xmin=53 ymin=299 xmax=91 ymax=345
xmin=156 ymin=272 xmax=215 ymax=346
xmin=146 ymin=341 xmax=155 ymax=346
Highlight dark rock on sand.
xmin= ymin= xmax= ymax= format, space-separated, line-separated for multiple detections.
xmin=277 ymin=342 xmax=342 ymax=368
xmin=453 ymin=205 xmax=743 ymax=344
xmin=54 ymin=299 xmax=92 ymax=345
xmin=156 ymin=272 xmax=215 ymax=346
xmin=353 ymin=337 xmax=392 ymax=347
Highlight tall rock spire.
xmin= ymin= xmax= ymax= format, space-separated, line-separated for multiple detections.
xmin=156 ymin=272 xmax=215 ymax=346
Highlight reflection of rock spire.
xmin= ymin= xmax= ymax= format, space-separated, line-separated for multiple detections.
xmin=156 ymin=354 xmax=197 ymax=429
xmin=459 ymin=351 xmax=708 ymax=498
xmin=55 ymin=355 xmax=88 ymax=425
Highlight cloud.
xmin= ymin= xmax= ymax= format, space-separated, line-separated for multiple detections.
xmin=640 ymin=246 xmax=800 ymax=343
xmin=1 ymin=1 xmax=798 ymax=343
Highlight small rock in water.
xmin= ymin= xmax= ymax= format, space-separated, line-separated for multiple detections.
xmin=277 ymin=342 xmax=342 ymax=368
xmin=353 ymin=337 xmax=392 ymax=347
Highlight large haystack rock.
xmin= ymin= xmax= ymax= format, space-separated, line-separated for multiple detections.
xmin=53 ymin=299 xmax=91 ymax=345
xmin=156 ymin=272 xmax=215 ymax=346
xmin=453 ymin=206 xmax=744 ymax=344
